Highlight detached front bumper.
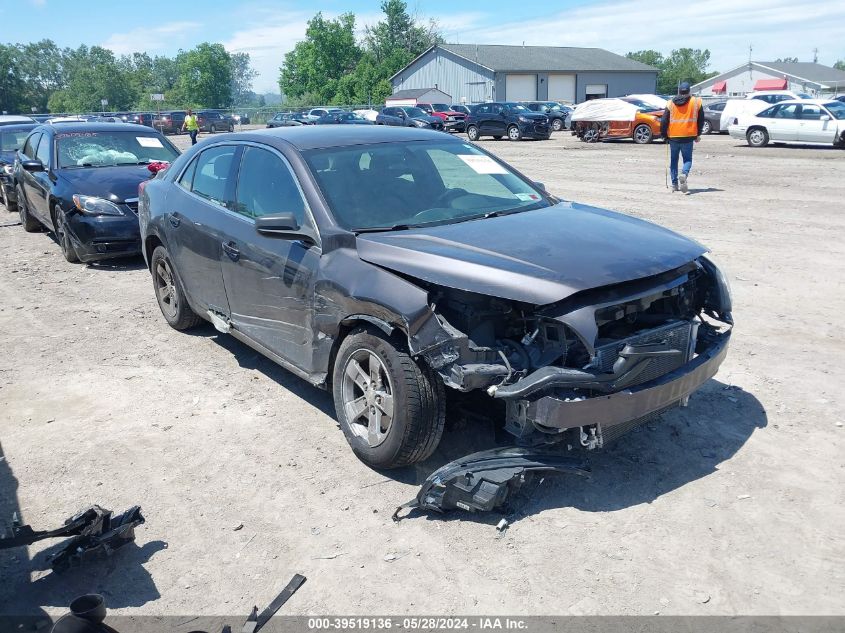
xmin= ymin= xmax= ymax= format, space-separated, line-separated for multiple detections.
xmin=500 ymin=328 xmax=730 ymax=433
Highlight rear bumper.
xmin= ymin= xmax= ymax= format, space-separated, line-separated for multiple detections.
xmin=511 ymin=329 xmax=731 ymax=432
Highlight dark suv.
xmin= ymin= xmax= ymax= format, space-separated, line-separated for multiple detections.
xmin=376 ymin=106 xmax=444 ymax=130
xmin=465 ymin=102 xmax=551 ymax=141
xmin=197 ymin=111 xmax=234 ymax=133
xmin=154 ymin=111 xmax=186 ymax=135
xmin=523 ymin=101 xmax=572 ymax=131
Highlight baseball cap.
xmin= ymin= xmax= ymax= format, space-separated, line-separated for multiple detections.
xmin=679 ymin=82 xmax=691 ymax=94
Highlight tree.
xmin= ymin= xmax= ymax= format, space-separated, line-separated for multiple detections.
xmin=173 ymin=43 xmax=233 ymax=108
xmin=279 ymin=12 xmax=361 ymax=103
xmin=0 ymin=44 xmax=27 ymax=113
xmin=230 ymin=52 xmax=258 ymax=106
xmin=626 ymin=50 xmax=665 ymax=69
xmin=15 ymin=39 xmax=66 ymax=112
xmin=835 ymin=60 xmax=845 ymax=71
xmin=47 ymin=45 xmax=136 ymax=112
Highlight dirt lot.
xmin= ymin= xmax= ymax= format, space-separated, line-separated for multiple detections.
xmin=1 ymin=130 xmax=844 ymax=617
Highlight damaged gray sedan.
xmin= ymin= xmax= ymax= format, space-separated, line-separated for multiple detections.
xmin=139 ymin=126 xmax=732 ymax=469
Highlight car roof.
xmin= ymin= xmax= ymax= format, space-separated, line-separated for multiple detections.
xmin=774 ymin=98 xmax=837 ymax=106
xmin=0 ymin=122 xmax=38 ymax=132
xmin=0 ymin=115 xmax=37 ymax=124
xmin=38 ymin=122 xmax=165 ymax=134
xmin=225 ymin=125 xmax=457 ymax=151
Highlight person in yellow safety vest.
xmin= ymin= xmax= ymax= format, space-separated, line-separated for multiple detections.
xmin=659 ymin=82 xmax=704 ymax=194
xmin=182 ymin=109 xmax=200 ymax=146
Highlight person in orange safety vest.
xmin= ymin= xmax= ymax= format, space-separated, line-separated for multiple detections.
xmin=660 ymin=82 xmax=705 ymax=194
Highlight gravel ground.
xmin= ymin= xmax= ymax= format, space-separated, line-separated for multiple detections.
xmin=1 ymin=129 xmax=843 ymax=618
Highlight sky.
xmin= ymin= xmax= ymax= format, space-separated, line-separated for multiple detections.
xmin=3 ymin=0 xmax=844 ymax=94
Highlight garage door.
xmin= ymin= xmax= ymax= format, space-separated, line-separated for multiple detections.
xmin=548 ymin=74 xmax=575 ymax=103
xmin=506 ymin=74 xmax=537 ymax=101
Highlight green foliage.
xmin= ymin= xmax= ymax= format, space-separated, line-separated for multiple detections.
xmin=627 ymin=48 xmax=718 ymax=94
xmin=279 ymin=0 xmax=441 ymax=106
xmin=174 ymin=43 xmax=233 ymax=109
xmin=834 ymin=60 xmax=845 ymax=71
xmin=0 ymin=44 xmax=27 ymax=113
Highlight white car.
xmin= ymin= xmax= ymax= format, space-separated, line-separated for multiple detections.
xmin=728 ymin=99 xmax=845 ymax=148
xmin=719 ymin=90 xmax=812 ymax=131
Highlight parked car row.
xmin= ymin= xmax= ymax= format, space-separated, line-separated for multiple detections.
xmin=1 ymin=121 xmax=733 ymax=471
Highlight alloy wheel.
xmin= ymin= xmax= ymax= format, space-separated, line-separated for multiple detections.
xmin=508 ymin=126 xmax=521 ymax=141
xmin=341 ymin=349 xmax=394 ymax=448
xmin=749 ymin=130 xmax=765 ymax=146
xmin=634 ymin=125 xmax=652 ymax=144
xmin=154 ymin=258 xmax=179 ymax=319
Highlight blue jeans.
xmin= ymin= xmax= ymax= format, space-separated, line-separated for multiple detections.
xmin=669 ymin=139 xmax=694 ymax=185
xmin=189 ymin=130 xmax=198 ymax=145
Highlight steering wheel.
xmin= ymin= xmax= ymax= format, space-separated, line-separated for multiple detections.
xmin=412 ymin=189 xmax=468 ymax=221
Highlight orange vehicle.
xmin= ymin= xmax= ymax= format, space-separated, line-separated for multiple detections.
xmin=572 ymin=96 xmax=665 ymax=144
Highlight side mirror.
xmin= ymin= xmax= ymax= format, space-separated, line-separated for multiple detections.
xmin=21 ymin=159 xmax=44 ymax=172
xmin=255 ymin=212 xmax=315 ymax=244
xmin=534 ymin=181 xmax=547 ymax=191
xmin=820 ymin=115 xmax=831 ymax=121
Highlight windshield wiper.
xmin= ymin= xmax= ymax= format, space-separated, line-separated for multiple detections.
xmin=353 ymin=224 xmax=416 ymax=233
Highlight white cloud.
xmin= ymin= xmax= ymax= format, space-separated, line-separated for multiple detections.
xmin=100 ymin=21 xmax=201 ymax=56
xmin=450 ymin=0 xmax=845 ymax=73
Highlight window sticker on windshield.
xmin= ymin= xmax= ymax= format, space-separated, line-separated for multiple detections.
xmin=137 ymin=136 xmax=164 ymax=148
xmin=458 ymin=154 xmax=507 ymax=174
xmin=515 ymin=192 xmax=541 ymax=202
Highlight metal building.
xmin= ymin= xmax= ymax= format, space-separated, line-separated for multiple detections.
xmin=692 ymin=62 xmax=845 ymax=98
xmin=389 ymin=44 xmax=658 ymax=105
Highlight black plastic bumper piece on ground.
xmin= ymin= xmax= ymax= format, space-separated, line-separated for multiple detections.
xmin=0 ymin=505 xmax=144 ymax=572
xmin=392 ymin=447 xmax=590 ymax=520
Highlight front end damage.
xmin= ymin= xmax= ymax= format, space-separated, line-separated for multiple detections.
xmin=409 ymin=256 xmax=732 ymax=449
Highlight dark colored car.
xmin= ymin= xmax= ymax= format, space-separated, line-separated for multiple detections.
xmin=466 ymin=102 xmax=551 ymax=141
xmin=138 ymin=125 xmax=732 ymax=469
xmin=315 ymin=111 xmax=373 ymax=125
xmin=14 ymin=122 xmax=179 ymax=262
xmin=266 ymin=112 xmax=304 ymax=128
xmin=153 ymin=111 xmax=186 ymax=135
xmin=0 ymin=123 xmax=38 ymax=211
xmin=449 ymin=104 xmax=472 ymax=116
xmin=523 ymin=101 xmax=573 ymax=131
xmin=231 ymin=113 xmax=250 ymax=125
xmin=127 ymin=112 xmax=156 ymax=127
xmin=702 ymin=101 xmax=727 ymax=134
xmin=197 ymin=111 xmax=234 ymax=133
xmin=416 ymin=103 xmax=467 ymax=132
xmin=375 ymin=106 xmax=444 ymax=130
xmin=0 ymin=115 xmax=37 ymax=126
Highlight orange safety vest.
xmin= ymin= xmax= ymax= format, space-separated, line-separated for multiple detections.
xmin=666 ymin=97 xmax=701 ymax=138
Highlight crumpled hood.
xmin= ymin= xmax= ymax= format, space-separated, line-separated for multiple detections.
xmin=356 ymin=202 xmax=707 ymax=305
xmin=58 ymin=165 xmax=152 ymax=202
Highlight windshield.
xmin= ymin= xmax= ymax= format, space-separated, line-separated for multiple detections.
xmin=506 ymin=103 xmax=530 ymax=113
xmin=1 ymin=128 xmax=34 ymax=152
xmin=404 ymin=107 xmax=426 ymax=118
xmin=797 ymin=93 xmax=813 ymax=99
xmin=304 ymin=140 xmax=549 ymax=232
xmin=823 ymin=101 xmax=845 ymax=119
xmin=57 ymin=132 xmax=178 ymax=168
xmin=432 ymin=103 xmax=450 ymax=111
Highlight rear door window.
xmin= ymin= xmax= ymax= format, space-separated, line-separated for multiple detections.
xmin=775 ymin=104 xmax=800 ymax=119
xmin=191 ymin=145 xmax=238 ymax=207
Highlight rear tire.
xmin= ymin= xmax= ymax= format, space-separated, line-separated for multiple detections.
xmin=332 ymin=327 xmax=445 ymax=469
xmin=16 ymin=185 xmax=41 ymax=232
xmin=466 ymin=125 xmax=480 ymax=141
xmin=747 ymin=127 xmax=769 ymax=147
xmin=210 ymin=124 xmax=216 ymax=134
xmin=1 ymin=184 xmax=13 ymax=211
xmin=702 ymin=120 xmax=712 ymax=135
xmin=150 ymin=246 xmax=203 ymax=330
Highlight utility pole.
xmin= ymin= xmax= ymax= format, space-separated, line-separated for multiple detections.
xmin=812 ymin=48 xmax=818 ymax=63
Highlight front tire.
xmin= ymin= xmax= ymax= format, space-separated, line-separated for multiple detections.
xmin=702 ymin=120 xmax=712 ymax=135
xmin=210 ymin=124 xmax=217 ymax=134
xmin=332 ymin=328 xmax=445 ymax=469
xmin=150 ymin=246 xmax=203 ymax=330
xmin=507 ymin=125 xmax=522 ymax=141
xmin=17 ymin=185 xmax=41 ymax=232
xmin=633 ymin=124 xmax=654 ymax=144
xmin=747 ymin=127 xmax=769 ymax=147
xmin=551 ymin=118 xmax=563 ymax=132
xmin=466 ymin=125 xmax=480 ymax=141
xmin=1 ymin=184 xmax=13 ymax=211
xmin=54 ymin=207 xmax=79 ymax=263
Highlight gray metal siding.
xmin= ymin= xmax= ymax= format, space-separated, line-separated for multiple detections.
xmin=574 ymin=72 xmax=658 ymax=101
xmin=391 ymin=49 xmax=495 ymax=104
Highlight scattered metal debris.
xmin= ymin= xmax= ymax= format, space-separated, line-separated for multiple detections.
xmin=392 ymin=447 xmax=590 ymax=520
xmin=241 ymin=574 xmax=306 ymax=633
xmin=0 ymin=505 xmax=144 ymax=572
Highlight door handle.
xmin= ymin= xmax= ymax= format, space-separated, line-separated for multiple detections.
xmin=222 ymin=240 xmax=240 ymax=261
